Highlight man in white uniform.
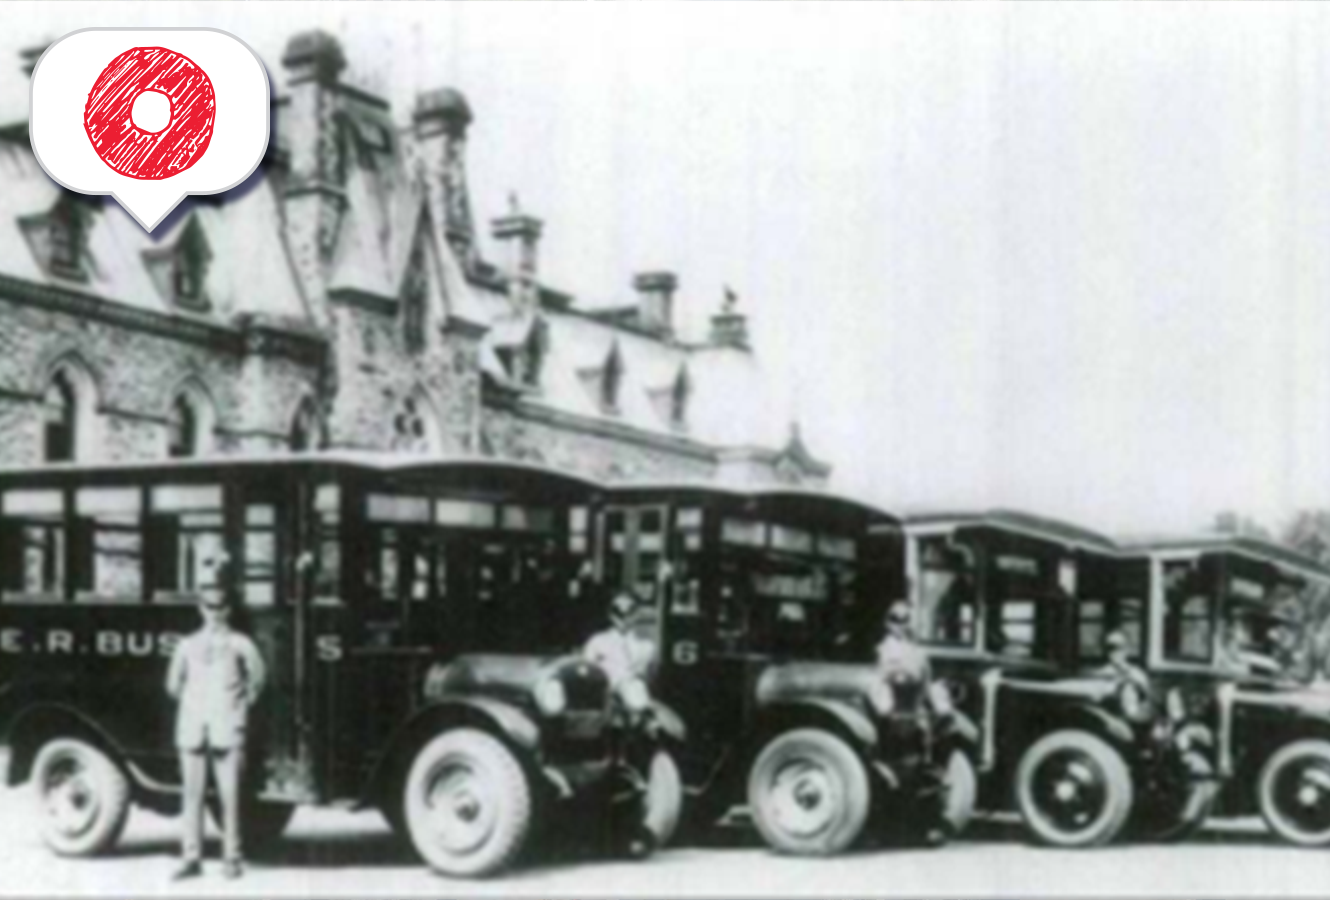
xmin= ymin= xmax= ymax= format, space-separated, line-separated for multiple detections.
xmin=166 ymin=562 xmax=267 ymax=881
xmin=876 ymin=599 xmax=932 ymax=683
xmin=584 ymin=591 xmax=657 ymax=688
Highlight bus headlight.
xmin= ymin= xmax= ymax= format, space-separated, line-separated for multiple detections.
xmin=619 ymin=678 xmax=651 ymax=714
xmin=534 ymin=678 xmax=567 ymax=716
xmin=1118 ymin=682 xmax=1151 ymax=723
xmin=869 ymin=681 xmax=896 ymax=717
xmin=1166 ymin=688 xmax=1186 ymax=724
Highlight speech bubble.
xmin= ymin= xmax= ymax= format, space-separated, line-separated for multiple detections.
xmin=30 ymin=28 xmax=269 ymax=232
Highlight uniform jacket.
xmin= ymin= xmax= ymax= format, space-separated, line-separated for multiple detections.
xmin=876 ymin=632 xmax=932 ymax=684
xmin=584 ymin=628 xmax=656 ymax=686
xmin=167 ymin=625 xmax=267 ymax=751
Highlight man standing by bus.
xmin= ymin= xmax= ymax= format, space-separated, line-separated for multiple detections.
xmin=166 ymin=556 xmax=267 ymax=881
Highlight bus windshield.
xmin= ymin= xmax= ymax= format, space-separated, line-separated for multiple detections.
xmin=714 ymin=515 xmax=898 ymax=662
xmin=1217 ymin=571 xmax=1311 ymax=681
xmin=915 ymin=532 xmax=1070 ymax=663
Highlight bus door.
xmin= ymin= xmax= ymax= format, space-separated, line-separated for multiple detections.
xmin=595 ymin=504 xmax=728 ymax=781
xmin=345 ymin=493 xmax=446 ymax=768
xmin=449 ymin=505 xmax=568 ymax=655
xmin=230 ymin=479 xmax=307 ymax=801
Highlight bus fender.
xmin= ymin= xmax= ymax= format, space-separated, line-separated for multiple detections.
xmin=4 ymin=703 xmax=132 ymax=788
xmin=1072 ymin=704 xmax=1135 ymax=747
xmin=759 ymin=699 xmax=878 ymax=750
xmin=417 ymin=695 xmax=542 ymax=752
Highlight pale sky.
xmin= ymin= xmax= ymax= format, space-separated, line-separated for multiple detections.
xmin=3 ymin=3 xmax=1330 ymax=537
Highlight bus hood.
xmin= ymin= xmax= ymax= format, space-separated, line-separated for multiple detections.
xmin=755 ymin=662 xmax=886 ymax=708
xmin=425 ymin=653 xmax=610 ymax=709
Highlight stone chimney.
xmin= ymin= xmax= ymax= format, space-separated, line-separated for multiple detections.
xmin=491 ymin=197 xmax=543 ymax=309
xmin=710 ymin=286 xmax=750 ymax=350
xmin=20 ymin=44 xmax=48 ymax=78
xmin=413 ymin=88 xmax=477 ymax=270
xmin=633 ymin=271 xmax=677 ymax=337
xmin=280 ymin=31 xmax=347 ymax=305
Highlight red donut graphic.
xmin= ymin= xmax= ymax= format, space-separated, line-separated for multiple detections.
xmin=83 ymin=47 xmax=216 ymax=181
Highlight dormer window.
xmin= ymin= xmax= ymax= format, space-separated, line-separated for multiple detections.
xmin=143 ymin=215 xmax=211 ymax=311
xmin=48 ymin=200 xmax=84 ymax=278
xmin=670 ymin=365 xmax=691 ymax=429
xmin=514 ymin=318 xmax=548 ymax=388
xmin=600 ymin=342 xmax=624 ymax=415
xmin=649 ymin=364 xmax=691 ymax=430
xmin=172 ymin=218 xmax=211 ymax=310
xmin=20 ymin=196 xmax=90 ymax=282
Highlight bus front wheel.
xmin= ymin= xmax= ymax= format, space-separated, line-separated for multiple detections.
xmin=32 ymin=737 xmax=131 ymax=857
xmin=1258 ymin=739 xmax=1330 ymax=847
xmin=403 ymin=728 xmax=533 ymax=877
xmin=1016 ymin=730 xmax=1133 ymax=848
xmin=747 ymin=728 xmax=871 ymax=856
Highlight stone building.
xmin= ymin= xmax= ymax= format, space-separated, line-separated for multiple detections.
xmin=0 ymin=31 xmax=829 ymax=486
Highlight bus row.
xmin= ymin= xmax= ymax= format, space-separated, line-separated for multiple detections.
xmin=0 ymin=453 xmax=1326 ymax=877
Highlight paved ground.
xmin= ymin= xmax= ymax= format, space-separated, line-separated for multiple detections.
xmin=0 ymin=783 xmax=1325 ymax=898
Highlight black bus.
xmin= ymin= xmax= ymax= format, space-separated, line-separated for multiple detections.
xmin=0 ymin=453 xmax=681 ymax=877
xmin=903 ymin=510 xmax=1212 ymax=848
xmin=1114 ymin=534 xmax=1330 ymax=846
xmin=593 ymin=482 xmax=973 ymax=855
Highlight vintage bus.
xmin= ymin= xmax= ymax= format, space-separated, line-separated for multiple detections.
xmin=0 ymin=453 xmax=682 ymax=877
xmin=591 ymin=482 xmax=974 ymax=856
xmin=1113 ymin=534 xmax=1330 ymax=846
xmin=903 ymin=511 xmax=1212 ymax=848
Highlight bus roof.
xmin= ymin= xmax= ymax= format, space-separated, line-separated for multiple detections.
xmin=1117 ymin=533 xmax=1330 ymax=581
xmin=898 ymin=508 xmax=1118 ymax=553
xmin=606 ymin=479 xmax=901 ymax=529
xmin=0 ymin=451 xmax=601 ymax=494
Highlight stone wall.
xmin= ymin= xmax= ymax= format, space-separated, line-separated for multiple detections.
xmin=325 ymin=302 xmax=481 ymax=454
xmin=0 ymin=294 xmax=321 ymax=465
xmin=480 ymin=406 xmax=716 ymax=482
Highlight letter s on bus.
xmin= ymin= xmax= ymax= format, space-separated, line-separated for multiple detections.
xmin=316 ymin=635 xmax=343 ymax=663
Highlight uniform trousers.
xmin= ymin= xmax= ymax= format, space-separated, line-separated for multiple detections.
xmin=179 ymin=746 xmax=244 ymax=863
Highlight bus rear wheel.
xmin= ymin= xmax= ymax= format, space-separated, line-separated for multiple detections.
xmin=403 ymin=728 xmax=533 ymax=877
xmin=1258 ymin=739 xmax=1330 ymax=847
xmin=1016 ymin=730 xmax=1133 ymax=848
xmin=32 ymin=738 xmax=131 ymax=857
xmin=612 ymin=749 xmax=684 ymax=857
xmin=747 ymin=728 xmax=871 ymax=856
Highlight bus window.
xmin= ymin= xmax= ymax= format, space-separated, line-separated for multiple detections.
xmin=1162 ymin=560 xmax=1214 ymax=664
xmin=147 ymin=484 xmax=224 ymax=604
xmin=916 ymin=536 xmax=977 ymax=648
xmin=983 ymin=550 xmax=1064 ymax=661
xmin=1 ymin=489 xmax=67 ymax=603
xmin=668 ymin=508 xmax=704 ymax=617
xmin=73 ymin=487 xmax=143 ymax=604
xmin=601 ymin=507 xmax=669 ymax=604
xmin=313 ymin=484 xmax=341 ymax=604
xmin=242 ymin=504 xmax=277 ymax=606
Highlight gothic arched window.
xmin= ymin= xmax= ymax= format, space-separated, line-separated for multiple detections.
xmin=43 ymin=372 xmax=77 ymax=462
xmin=290 ymin=398 xmax=324 ymax=452
xmin=167 ymin=396 xmax=198 ymax=458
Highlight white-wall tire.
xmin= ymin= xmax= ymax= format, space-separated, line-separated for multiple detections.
xmin=32 ymin=738 xmax=131 ymax=857
xmin=403 ymin=728 xmax=533 ymax=878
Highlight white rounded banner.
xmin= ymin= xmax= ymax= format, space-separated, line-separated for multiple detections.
xmin=30 ymin=28 xmax=270 ymax=232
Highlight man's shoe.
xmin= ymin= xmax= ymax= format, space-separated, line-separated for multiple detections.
xmin=222 ymin=859 xmax=244 ymax=880
xmin=171 ymin=860 xmax=203 ymax=881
